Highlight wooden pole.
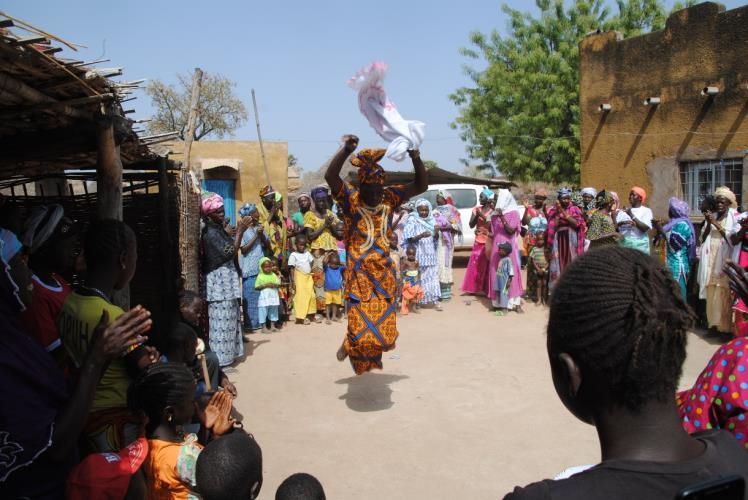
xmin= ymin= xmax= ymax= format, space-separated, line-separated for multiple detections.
xmin=158 ymin=155 xmax=176 ymax=325
xmin=183 ymin=68 xmax=203 ymax=173
xmin=251 ymin=89 xmax=272 ymax=187
xmin=96 ymin=108 xmax=129 ymax=309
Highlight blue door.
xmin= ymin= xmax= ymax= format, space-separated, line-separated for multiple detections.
xmin=202 ymin=179 xmax=236 ymax=224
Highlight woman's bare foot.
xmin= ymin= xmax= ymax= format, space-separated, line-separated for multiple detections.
xmin=303 ymin=318 xmax=311 ymax=325
xmin=336 ymin=344 xmax=348 ymax=361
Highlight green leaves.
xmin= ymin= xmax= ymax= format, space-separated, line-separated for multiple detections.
xmin=451 ymin=0 xmax=684 ymax=184
xmin=146 ymin=70 xmax=248 ymax=141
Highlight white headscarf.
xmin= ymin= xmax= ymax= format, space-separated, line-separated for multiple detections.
xmin=494 ymin=189 xmax=519 ymax=214
xmin=22 ymin=204 xmax=64 ymax=254
xmin=581 ymin=187 xmax=597 ymax=197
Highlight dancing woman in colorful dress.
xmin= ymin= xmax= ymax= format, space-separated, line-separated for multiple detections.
xmin=325 ymin=134 xmax=427 ymax=375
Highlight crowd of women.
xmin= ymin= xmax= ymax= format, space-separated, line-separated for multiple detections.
xmin=457 ymin=182 xmax=748 ymax=337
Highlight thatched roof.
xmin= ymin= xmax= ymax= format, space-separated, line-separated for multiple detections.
xmin=0 ymin=13 xmax=163 ymax=178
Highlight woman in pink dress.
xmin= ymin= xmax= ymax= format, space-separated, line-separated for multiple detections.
xmin=488 ymin=189 xmax=524 ymax=312
xmin=461 ymin=188 xmax=495 ymax=295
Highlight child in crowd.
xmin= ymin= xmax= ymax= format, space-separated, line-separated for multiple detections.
xmin=57 ymin=219 xmax=158 ymax=453
xmin=527 ymin=232 xmax=549 ymax=305
xmin=255 ymin=257 xmax=281 ymax=333
xmin=276 ymin=473 xmax=327 ymax=500
xmin=333 ymin=221 xmax=346 ymax=264
xmin=130 ymin=363 xmax=204 ymax=498
xmin=271 ymin=257 xmax=289 ymax=328
xmin=20 ymin=204 xmax=79 ymax=359
xmin=400 ymin=246 xmax=424 ymax=315
xmin=323 ymin=251 xmax=345 ymax=324
xmin=196 ymin=431 xmax=263 ymax=500
xmin=289 ymin=234 xmax=316 ymax=325
xmin=494 ymin=242 xmax=514 ymax=317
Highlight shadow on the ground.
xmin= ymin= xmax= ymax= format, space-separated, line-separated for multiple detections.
xmin=690 ymin=327 xmax=733 ymax=346
xmin=335 ymin=373 xmax=409 ymax=412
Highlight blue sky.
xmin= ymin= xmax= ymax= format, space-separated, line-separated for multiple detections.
xmin=4 ymin=0 xmax=743 ymax=174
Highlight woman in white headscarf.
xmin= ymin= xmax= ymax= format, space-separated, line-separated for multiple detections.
xmin=698 ymin=186 xmax=740 ymax=335
xmin=404 ymin=198 xmax=442 ymax=310
xmin=488 ymin=190 xmax=524 ymax=312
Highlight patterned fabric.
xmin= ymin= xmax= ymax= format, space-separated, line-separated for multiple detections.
xmin=206 ymin=262 xmax=243 ymax=367
xmin=258 ymin=196 xmax=287 ymax=265
xmin=665 ymin=220 xmax=693 ymax=298
xmin=304 ymin=210 xmax=339 ymax=251
xmin=242 ymin=276 xmax=261 ymax=331
xmin=676 ymin=338 xmax=748 ymax=450
xmin=238 ymin=203 xmax=256 ymax=218
xmin=333 ymin=180 xmax=406 ymax=375
xmin=259 ymin=185 xmax=275 ymax=198
xmin=404 ymin=211 xmax=440 ymax=304
xmin=350 ymin=148 xmax=387 ymax=185
xmin=200 ymin=192 xmax=223 ymax=215
xmin=239 ymin=226 xmax=263 ymax=278
xmin=664 ymin=197 xmax=697 ymax=261
xmin=311 ymin=253 xmax=326 ymax=311
xmin=586 ymin=211 xmax=617 ymax=248
xmin=434 ymin=206 xmax=461 ymax=299
xmin=547 ymin=204 xmax=586 ymax=286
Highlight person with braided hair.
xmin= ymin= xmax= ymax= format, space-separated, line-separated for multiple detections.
xmin=504 ymin=246 xmax=748 ymax=499
xmin=325 ymin=134 xmax=428 ymax=375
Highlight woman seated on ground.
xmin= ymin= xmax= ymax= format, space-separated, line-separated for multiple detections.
xmin=503 ymin=246 xmax=748 ymax=499
xmin=0 ymin=228 xmax=151 ymax=498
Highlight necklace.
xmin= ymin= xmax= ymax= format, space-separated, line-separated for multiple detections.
xmin=81 ymin=285 xmax=111 ymax=302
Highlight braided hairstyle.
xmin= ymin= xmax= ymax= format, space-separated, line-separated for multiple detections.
xmin=128 ymin=363 xmax=196 ymax=434
xmin=548 ymin=246 xmax=693 ymax=412
xmin=83 ymin=219 xmax=136 ymax=269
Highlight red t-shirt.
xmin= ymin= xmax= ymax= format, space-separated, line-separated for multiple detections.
xmin=21 ymin=273 xmax=71 ymax=352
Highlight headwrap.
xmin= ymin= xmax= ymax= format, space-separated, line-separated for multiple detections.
xmin=610 ymin=191 xmax=620 ymax=211
xmin=498 ymin=242 xmax=513 ymax=254
xmin=201 ymin=191 xmax=224 ymax=216
xmin=495 ymin=189 xmax=519 ymax=214
xmin=238 ymin=203 xmax=257 ymax=218
xmin=714 ymin=186 xmax=736 ymax=207
xmin=402 ymin=201 xmax=415 ymax=212
xmin=259 ymin=185 xmax=275 ymax=199
xmin=631 ymin=186 xmax=647 ymax=204
xmin=351 ymin=148 xmax=387 ymax=185
xmin=311 ymin=186 xmax=330 ymax=200
xmin=594 ymin=190 xmax=613 ymax=210
xmin=534 ymin=188 xmax=548 ymax=198
xmin=581 ymin=187 xmax=597 ymax=198
xmin=557 ymin=187 xmax=573 ymax=199
xmin=664 ymin=197 xmax=697 ymax=260
xmin=254 ymin=257 xmax=280 ymax=288
xmin=297 ymin=193 xmax=311 ymax=203
xmin=412 ymin=198 xmax=435 ymax=231
xmin=481 ymin=187 xmax=495 ymax=200
xmin=21 ymin=204 xmax=73 ymax=254
xmin=1 ymin=229 xmax=23 ymax=265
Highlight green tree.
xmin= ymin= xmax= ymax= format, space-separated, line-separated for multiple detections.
xmin=146 ymin=70 xmax=248 ymax=141
xmin=450 ymin=0 xmax=692 ymax=184
xmin=423 ymin=160 xmax=440 ymax=170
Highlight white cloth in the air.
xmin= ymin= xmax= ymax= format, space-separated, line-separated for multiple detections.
xmin=347 ymin=61 xmax=425 ymax=162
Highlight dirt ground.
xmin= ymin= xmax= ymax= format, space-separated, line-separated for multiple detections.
xmin=230 ymin=252 xmax=719 ymax=499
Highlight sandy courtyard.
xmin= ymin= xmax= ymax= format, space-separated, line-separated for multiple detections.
xmin=230 ymin=253 xmax=719 ymax=499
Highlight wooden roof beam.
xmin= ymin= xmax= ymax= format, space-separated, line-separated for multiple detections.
xmin=0 ymin=72 xmax=89 ymax=119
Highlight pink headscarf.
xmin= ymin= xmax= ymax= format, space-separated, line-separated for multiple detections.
xmin=201 ymin=192 xmax=224 ymax=215
xmin=631 ymin=186 xmax=647 ymax=204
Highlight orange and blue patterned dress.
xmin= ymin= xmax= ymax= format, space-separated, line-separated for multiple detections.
xmin=333 ymin=181 xmax=406 ymax=375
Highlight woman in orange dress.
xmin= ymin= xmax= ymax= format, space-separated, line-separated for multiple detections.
xmin=325 ymin=135 xmax=428 ymax=375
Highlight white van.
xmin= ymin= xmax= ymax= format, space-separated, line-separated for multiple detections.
xmin=419 ymin=184 xmax=488 ymax=250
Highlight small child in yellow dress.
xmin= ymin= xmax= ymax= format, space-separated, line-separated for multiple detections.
xmin=323 ymin=251 xmax=345 ymax=324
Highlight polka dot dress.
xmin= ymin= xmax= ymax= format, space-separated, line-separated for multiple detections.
xmin=677 ymin=338 xmax=748 ymax=449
